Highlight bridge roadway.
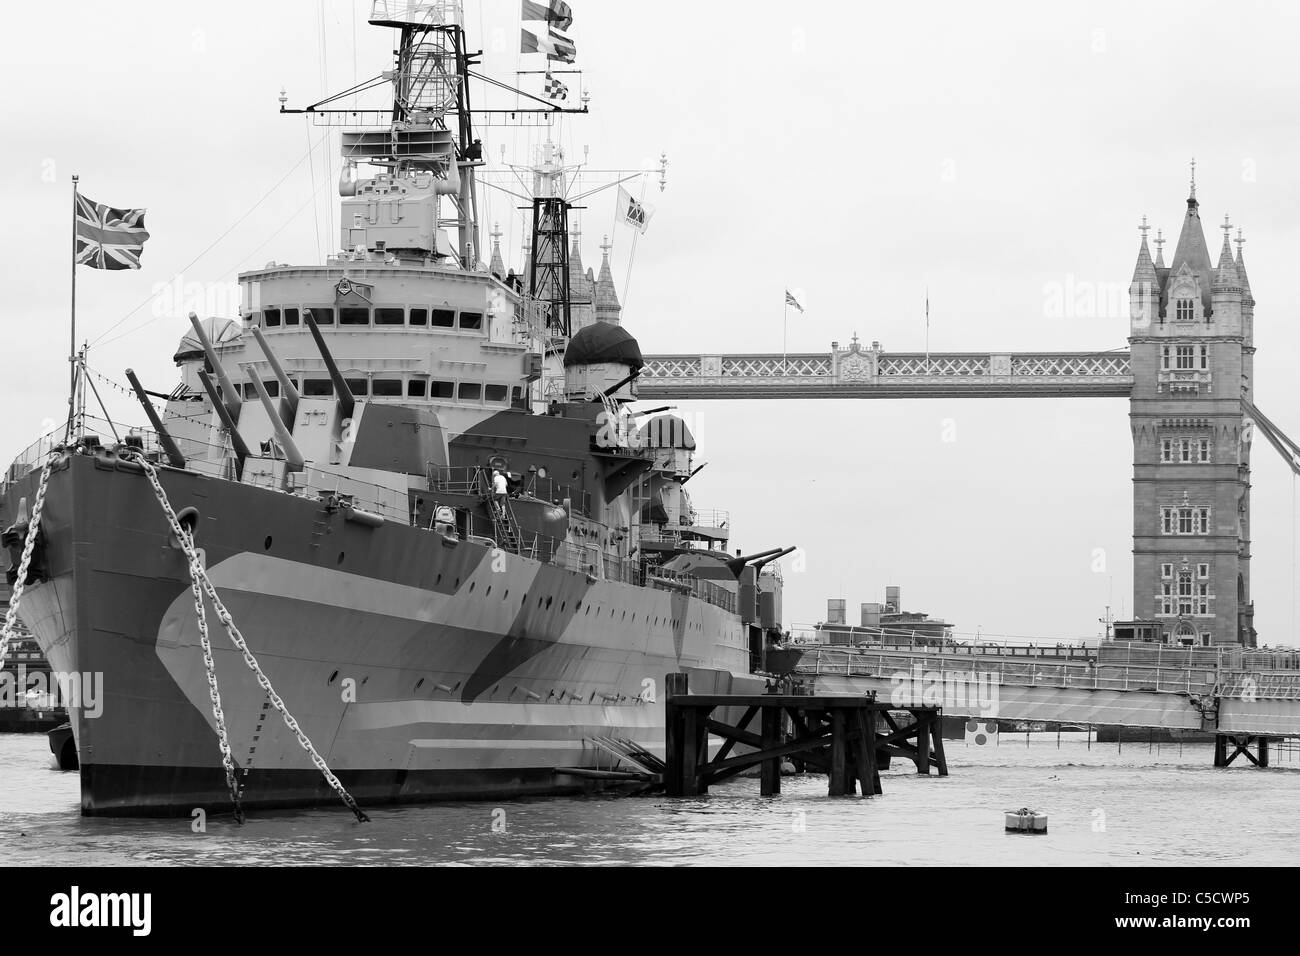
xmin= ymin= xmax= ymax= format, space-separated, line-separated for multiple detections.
xmin=638 ymin=347 xmax=1134 ymax=399
xmin=795 ymin=644 xmax=1300 ymax=737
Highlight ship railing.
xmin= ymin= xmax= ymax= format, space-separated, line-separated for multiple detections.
xmin=688 ymin=509 xmax=730 ymax=530
xmin=369 ymin=0 xmax=462 ymax=28
xmin=427 ymin=464 xmax=591 ymax=516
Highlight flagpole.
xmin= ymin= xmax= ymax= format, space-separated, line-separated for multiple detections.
xmin=924 ymin=285 xmax=930 ymax=374
xmin=69 ymin=174 xmax=79 ymax=439
xmin=783 ymin=294 xmax=789 ymax=376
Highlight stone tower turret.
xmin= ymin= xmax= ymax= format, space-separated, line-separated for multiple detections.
xmin=1128 ymin=167 xmax=1256 ymax=646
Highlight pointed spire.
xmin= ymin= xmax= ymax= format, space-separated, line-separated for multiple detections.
xmin=488 ymin=222 xmax=505 ymax=278
xmin=1169 ymin=170 xmax=1214 ymax=312
xmin=1235 ymin=228 xmax=1252 ymax=300
xmin=1189 ymin=156 xmax=1197 ymax=203
xmin=1154 ymin=228 xmax=1166 ymax=269
xmin=1131 ymin=215 xmax=1157 ymax=286
xmin=594 ymin=235 xmax=621 ymax=323
xmin=1214 ymin=214 xmax=1238 ymax=288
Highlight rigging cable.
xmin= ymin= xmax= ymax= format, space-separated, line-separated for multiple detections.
xmin=88 ymin=131 xmax=330 ymax=348
xmin=96 ymin=171 xmax=335 ymax=349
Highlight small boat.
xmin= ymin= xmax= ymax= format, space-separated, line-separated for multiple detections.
xmin=1005 ymin=808 xmax=1047 ymax=834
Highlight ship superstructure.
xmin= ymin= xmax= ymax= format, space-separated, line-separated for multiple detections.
xmin=0 ymin=1 xmax=789 ymax=815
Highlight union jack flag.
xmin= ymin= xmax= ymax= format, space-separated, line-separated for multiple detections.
xmin=75 ymin=193 xmax=150 ymax=270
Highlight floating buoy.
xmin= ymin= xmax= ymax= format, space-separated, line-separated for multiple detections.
xmin=1005 ymin=807 xmax=1048 ymax=834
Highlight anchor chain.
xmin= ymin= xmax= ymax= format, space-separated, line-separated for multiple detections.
xmin=0 ymin=453 xmax=58 ymax=668
xmin=180 ymin=529 xmax=246 ymax=824
xmin=128 ymin=452 xmax=369 ymax=823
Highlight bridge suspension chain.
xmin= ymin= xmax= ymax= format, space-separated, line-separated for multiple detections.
xmin=0 ymin=453 xmax=57 ymax=667
xmin=128 ymin=452 xmax=370 ymax=823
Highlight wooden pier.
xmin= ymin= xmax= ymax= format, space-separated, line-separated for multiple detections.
xmin=663 ymin=673 xmax=947 ymax=798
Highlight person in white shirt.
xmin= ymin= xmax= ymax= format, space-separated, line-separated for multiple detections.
xmin=491 ymin=470 xmax=508 ymax=512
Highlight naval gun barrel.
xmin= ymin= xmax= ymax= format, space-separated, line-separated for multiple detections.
xmin=303 ymin=310 xmax=356 ymax=421
xmin=251 ymin=327 xmax=301 ymax=430
xmin=187 ymin=312 xmax=242 ymax=424
xmin=726 ymin=546 xmax=790 ymax=578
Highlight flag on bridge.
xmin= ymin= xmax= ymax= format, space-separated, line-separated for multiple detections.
xmin=522 ymin=0 xmax=574 ymax=32
xmin=785 ymin=289 xmax=804 ymax=313
xmin=75 ymin=193 xmax=150 ymax=270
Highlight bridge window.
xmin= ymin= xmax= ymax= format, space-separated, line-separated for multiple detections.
xmin=372 ymin=379 xmax=402 ymax=397
xmin=304 ymin=378 xmax=333 ymax=396
xmin=1175 ymin=346 xmax=1195 ymax=369
xmin=429 ymin=380 xmax=454 ymax=399
xmin=485 ymin=384 xmax=509 ymax=403
xmin=1175 ymin=298 xmax=1194 ymax=322
xmin=283 ymin=308 xmax=300 ymax=326
xmin=375 ymin=308 xmax=405 ymax=326
xmin=409 ymin=308 xmax=428 ymax=327
xmin=459 ymin=311 xmax=483 ymax=331
xmin=262 ymin=380 xmax=279 ymax=398
xmin=458 ymin=382 xmax=482 ymax=401
xmin=345 ymin=378 xmax=369 ymax=396
xmin=1162 ymin=506 xmax=1210 ymax=535
xmin=407 ymin=379 xmax=428 ymax=398
xmin=432 ymin=309 xmax=455 ymax=328
xmin=307 ymin=307 xmax=334 ymax=325
xmin=341 ymin=307 xmax=370 ymax=326
xmin=264 ymin=308 xmax=281 ymax=328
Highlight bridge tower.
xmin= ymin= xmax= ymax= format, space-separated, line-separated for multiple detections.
xmin=1128 ymin=172 xmax=1256 ymax=646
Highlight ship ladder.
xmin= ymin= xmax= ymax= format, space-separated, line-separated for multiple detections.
xmin=488 ymin=494 xmax=522 ymax=554
xmin=0 ymin=453 xmax=58 ymax=680
xmin=127 ymin=451 xmax=369 ymax=823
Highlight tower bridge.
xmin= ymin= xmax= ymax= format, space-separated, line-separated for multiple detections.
xmin=636 ymin=177 xmax=1300 ymax=649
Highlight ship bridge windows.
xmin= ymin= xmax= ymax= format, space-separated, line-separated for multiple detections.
xmin=429 ymin=380 xmax=454 ymax=399
xmin=341 ymin=307 xmax=370 ymax=326
xmin=457 ymin=382 xmax=482 ymax=401
xmin=432 ymin=309 xmax=456 ymax=328
xmin=409 ymin=308 xmax=429 ymax=327
xmin=372 ymin=379 xmax=402 ymax=397
xmin=304 ymin=378 xmax=334 ymax=397
xmin=345 ymin=377 xmax=369 ymax=396
xmin=459 ymin=311 xmax=483 ymax=331
xmin=376 ymin=308 xmax=405 ymax=326
xmin=485 ymin=384 xmax=509 ymax=403
xmin=264 ymin=308 xmax=281 ymax=328
xmin=307 ymin=307 xmax=335 ymax=325
xmin=408 ymin=379 xmax=428 ymax=398
xmin=284 ymin=307 xmax=300 ymax=326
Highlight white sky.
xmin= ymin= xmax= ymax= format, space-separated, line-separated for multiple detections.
xmin=2 ymin=0 xmax=1298 ymax=644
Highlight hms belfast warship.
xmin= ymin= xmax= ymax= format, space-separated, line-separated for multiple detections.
xmin=0 ymin=2 xmax=790 ymax=815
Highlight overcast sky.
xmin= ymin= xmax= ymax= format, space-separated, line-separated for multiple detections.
xmin=3 ymin=1 xmax=1298 ymax=644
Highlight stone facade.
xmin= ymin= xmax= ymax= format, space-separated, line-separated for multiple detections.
xmin=1128 ymin=186 xmax=1256 ymax=646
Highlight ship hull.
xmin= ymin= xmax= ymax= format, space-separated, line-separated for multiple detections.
xmin=5 ymin=454 xmax=753 ymax=815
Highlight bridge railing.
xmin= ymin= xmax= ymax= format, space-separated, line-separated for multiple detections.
xmin=1217 ymin=671 xmax=1300 ymax=701
xmin=798 ymin=646 xmax=1220 ymax=696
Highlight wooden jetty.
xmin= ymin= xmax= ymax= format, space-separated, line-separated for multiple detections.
xmin=662 ymin=673 xmax=947 ymax=798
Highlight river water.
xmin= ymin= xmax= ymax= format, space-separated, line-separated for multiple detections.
xmin=2 ymin=732 xmax=1297 ymax=866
